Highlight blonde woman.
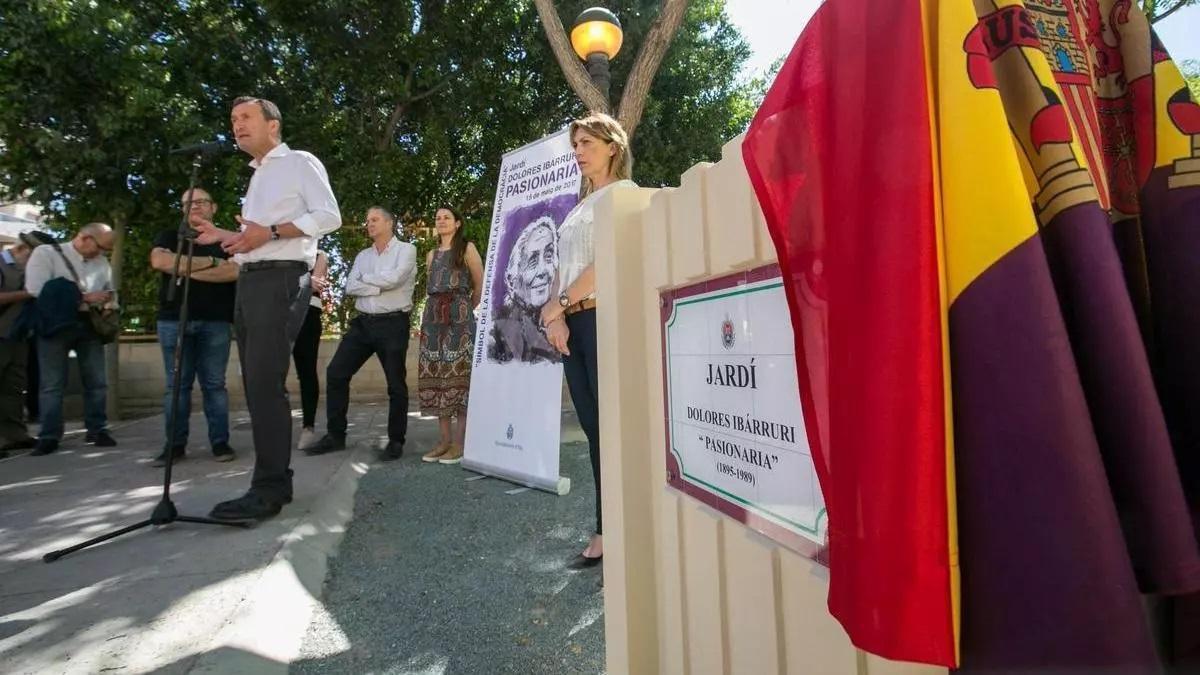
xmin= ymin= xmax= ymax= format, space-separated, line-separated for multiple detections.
xmin=540 ymin=112 xmax=635 ymax=569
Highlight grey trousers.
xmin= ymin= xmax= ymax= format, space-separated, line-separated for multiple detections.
xmin=235 ymin=265 xmax=311 ymax=501
xmin=0 ymin=340 xmax=29 ymax=443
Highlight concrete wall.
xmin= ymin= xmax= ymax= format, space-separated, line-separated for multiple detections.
xmin=595 ymin=137 xmax=949 ymax=675
xmin=114 ymin=334 xmax=418 ymax=417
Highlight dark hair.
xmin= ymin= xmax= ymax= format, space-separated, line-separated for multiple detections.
xmin=436 ymin=206 xmax=468 ymax=269
xmin=367 ymin=205 xmax=395 ymax=223
xmin=231 ymin=96 xmax=283 ymax=129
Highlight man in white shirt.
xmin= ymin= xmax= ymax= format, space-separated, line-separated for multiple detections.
xmin=302 ymin=207 xmax=415 ymax=461
xmin=24 ymin=223 xmax=118 ymax=455
xmin=190 ymin=96 xmax=341 ymax=521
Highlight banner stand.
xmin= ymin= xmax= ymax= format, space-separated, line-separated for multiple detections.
xmin=462 ymin=128 xmax=582 ymax=496
xmin=462 ymin=458 xmax=571 ymax=496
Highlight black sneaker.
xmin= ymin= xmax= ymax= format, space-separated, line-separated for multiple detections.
xmin=31 ymin=439 xmax=58 ymax=456
xmin=0 ymin=437 xmax=36 ymax=452
xmin=379 ymin=441 xmax=404 ymax=462
xmin=212 ymin=442 xmax=236 ymax=462
xmin=209 ymin=492 xmax=283 ymax=521
xmin=302 ymin=434 xmax=346 ymax=456
xmin=151 ymin=445 xmax=186 ymax=468
xmin=86 ymin=431 xmax=117 ymax=447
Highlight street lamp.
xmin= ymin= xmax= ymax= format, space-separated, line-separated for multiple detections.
xmin=571 ymin=7 xmax=623 ymax=103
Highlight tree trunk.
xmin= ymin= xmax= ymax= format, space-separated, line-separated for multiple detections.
xmin=616 ymin=0 xmax=688 ymax=138
xmin=533 ymin=0 xmax=612 ymax=114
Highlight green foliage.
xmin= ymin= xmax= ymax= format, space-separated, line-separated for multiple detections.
xmin=1183 ymin=60 xmax=1200 ymax=102
xmin=0 ymin=0 xmax=757 ymax=332
xmin=1141 ymin=0 xmax=1198 ymax=23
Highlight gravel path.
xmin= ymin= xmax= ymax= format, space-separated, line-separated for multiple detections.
xmin=295 ymin=414 xmax=605 ymax=674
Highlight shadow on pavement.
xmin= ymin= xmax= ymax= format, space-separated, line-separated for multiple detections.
xmin=291 ymin=413 xmax=607 ymax=675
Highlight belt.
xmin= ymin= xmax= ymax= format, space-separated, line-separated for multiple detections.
xmin=564 ymin=298 xmax=597 ymax=316
xmin=359 ymin=309 xmax=410 ymax=319
xmin=241 ymin=260 xmax=307 ymax=272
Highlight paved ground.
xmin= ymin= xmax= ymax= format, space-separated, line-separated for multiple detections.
xmin=294 ymin=414 xmax=605 ymax=675
xmin=0 ymin=404 xmax=381 ymax=674
xmin=0 ymin=404 xmax=605 ymax=674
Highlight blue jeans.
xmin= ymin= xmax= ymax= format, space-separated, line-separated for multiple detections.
xmin=37 ymin=322 xmax=108 ymax=441
xmin=158 ymin=320 xmax=232 ymax=448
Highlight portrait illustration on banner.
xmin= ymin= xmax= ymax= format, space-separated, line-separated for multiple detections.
xmin=486 ymin=194 xmax=577 ymax=365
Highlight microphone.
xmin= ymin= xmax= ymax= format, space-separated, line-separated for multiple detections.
xmin=169 ymin=140 xmax=233 ymax=156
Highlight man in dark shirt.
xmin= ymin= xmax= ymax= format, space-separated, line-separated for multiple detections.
xmin=148 ymin=187 xmax=239 ymax=466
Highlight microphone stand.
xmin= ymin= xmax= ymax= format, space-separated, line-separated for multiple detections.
xmin=44 ymin=151 xmax=248 ymax=563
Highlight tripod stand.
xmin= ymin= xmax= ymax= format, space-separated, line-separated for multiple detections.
xmin=44 ymin=152 xmax=248 ymax=563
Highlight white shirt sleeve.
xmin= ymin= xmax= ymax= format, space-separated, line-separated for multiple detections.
xmin=343 ymin=251 xmax=379 ymax=297
xmin=361 ymin=244 xmax=416 ymax=291
xmin=290 ymin=153 xmax=342 ymax=238
xmin=23 ymin=246 xmax=53 ymax=297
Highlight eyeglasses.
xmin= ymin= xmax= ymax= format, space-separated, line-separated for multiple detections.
xmin=184 ymin=199 xmax=214 ymax=207
xmin=85 ymin=235 xmax=113 ymax=253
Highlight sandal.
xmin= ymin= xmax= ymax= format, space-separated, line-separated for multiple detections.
xmin=421 ymin=443 xmax=450 ymax=463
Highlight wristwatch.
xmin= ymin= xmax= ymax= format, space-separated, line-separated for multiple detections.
xmin=558 ymin=291 xmax=570 ymax=308
xmin=269 ymin=224 xmax=280 ymax=241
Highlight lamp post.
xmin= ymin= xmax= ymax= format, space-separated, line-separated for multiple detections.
xmin=570 ymin=7 xmax=623 ymax=104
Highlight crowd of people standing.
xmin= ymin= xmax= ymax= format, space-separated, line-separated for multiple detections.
xmin=1 ymin=96 xmax=633 ymax=571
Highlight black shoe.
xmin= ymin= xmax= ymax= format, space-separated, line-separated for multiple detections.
xmin=86 ymin=431 xmax=117 ymax=447
xmin=212 ymin=442 xmax=236 ymax=462
xmin=0 ymin=437 xmax=36 ymax=452
xmin=379 ymin=441 xmax=404 ymax=462
xmin=151 ymin=445 xmax=186 ymax=468
xmin=302 ymin=434 xmax=345 ymax=456
xmin=209 ymin=492 xmax=283 ymax=521
xmin=31 ymin=439 xmax=58 ymax=456
xmin=567 ymin=553 xmax=604 ymax=570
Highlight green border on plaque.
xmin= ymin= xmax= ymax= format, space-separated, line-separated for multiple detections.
xmin=665 ymin=280 xmax=826 ymax=538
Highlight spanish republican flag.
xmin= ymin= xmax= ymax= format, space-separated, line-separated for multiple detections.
xmin=744 ymin=0 xmax=1200 ymax=670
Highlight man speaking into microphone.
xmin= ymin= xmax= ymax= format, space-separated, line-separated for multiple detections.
xmin=191 ymin=96 xmax=341 ymax=521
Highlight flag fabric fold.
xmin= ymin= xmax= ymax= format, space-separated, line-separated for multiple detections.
xmin=744 ymin=0 xmax=1200 ymax=669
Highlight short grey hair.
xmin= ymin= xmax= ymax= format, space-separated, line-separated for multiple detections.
xmin=367 ymin=206 xmax=395 ymax=223
xmin=503 ymin=216 xmax=557 ymax=308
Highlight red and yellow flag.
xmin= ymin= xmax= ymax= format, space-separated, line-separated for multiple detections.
xmin=744 ymin=0 xmax=1200 ymax=669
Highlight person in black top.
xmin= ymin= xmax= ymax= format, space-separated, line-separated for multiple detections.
xmin=147 ymin=187 xmax=240 ymax=466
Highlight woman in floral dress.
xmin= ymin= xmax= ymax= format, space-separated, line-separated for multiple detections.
xmin=418 ymin=207 xmax=482 ymax=464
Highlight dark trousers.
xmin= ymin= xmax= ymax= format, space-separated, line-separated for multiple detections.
xmin=38 ymin=322 xmax=107 ymax=441
xmin=292 ymin=305 xmax=322 ymax=428
xmin=0 ymin=340 xmax=30 ymax=443
xmin=326 ymin=312 xmax=410 ymax=444
xmin=563 ymin=309 xmax=601 ymax=535
xmin=235 ymin=265 xmax=310 ymax=501
xmin=25 ymin=338 xmax=38 ymax=421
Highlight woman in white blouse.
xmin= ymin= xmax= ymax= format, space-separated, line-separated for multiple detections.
xmin=541 ymin=112 xmax=636 ymax=570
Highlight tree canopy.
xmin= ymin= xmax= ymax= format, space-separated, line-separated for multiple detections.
xmin=0 ymin=0 xmax=760 ymax=330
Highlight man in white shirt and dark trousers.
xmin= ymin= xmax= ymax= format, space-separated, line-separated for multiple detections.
xmin=25 ymin=223 xmax=119 ymax=455
xmin=302 ymin=207 xmax=415 ymax=461
xmin=191 ymin=97 xmax=341 ymax=521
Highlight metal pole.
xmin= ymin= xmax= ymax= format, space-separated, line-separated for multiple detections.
xmin=585 ymin=53 xmax=612 ymax=104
